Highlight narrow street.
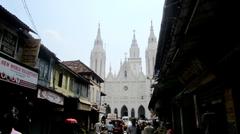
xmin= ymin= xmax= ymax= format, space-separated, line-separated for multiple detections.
xmin=0 ymin=0 xmax=239 ymax=134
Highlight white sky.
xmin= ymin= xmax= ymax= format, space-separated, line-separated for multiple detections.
xmin=1 ymin=0 xmax=164 ymax=75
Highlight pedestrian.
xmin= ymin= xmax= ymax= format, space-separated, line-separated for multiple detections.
xmin=95 ymin=121 xmax=102 ymax=134
xmin=143 ymin=122 xmax=154 ymax=134
xmin=127 ymin=119 xmax=137 ymax=134
xmin=0 ymin=106 xmax=22 ymax=134
xmin=107 ymin=121 xmax=114 ymax=134
xmin=113 ymin=120 xmax=123 ymax=134
xmin=165 ymin=122 xmax=173 ymax=134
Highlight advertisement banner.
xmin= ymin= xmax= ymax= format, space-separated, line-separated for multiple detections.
xmin=0 ymin=57 xmax=38 ymax=89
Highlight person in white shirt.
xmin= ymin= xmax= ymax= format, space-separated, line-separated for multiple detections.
xmin=127 ymin=119 xmax=138 ymax=134
xmin=94 ymin=122 xmax=102 ymax=134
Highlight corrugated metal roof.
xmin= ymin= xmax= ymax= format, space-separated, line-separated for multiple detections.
xmin=0 ymin=5 xmax=36 ymax=34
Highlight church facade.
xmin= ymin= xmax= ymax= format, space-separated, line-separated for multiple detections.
xmin=90 ymin=22 xmax=157 ymax=119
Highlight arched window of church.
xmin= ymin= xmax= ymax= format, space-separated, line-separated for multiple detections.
xmin=121 ymin=105 xmax=128 ymax=117
xmin=131 ymin=108 xmax=135 ymax=118
xmin=114 ymin=108 xmax=118 ymax=118
xmin=106 ymin=105 xmax=111 ymax=115
xmin=124 ymin=70 xmax=127 ymax=78
xmin=138 ymin=105 xmax=145 ymax=119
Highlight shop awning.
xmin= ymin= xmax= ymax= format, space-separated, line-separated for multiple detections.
xmin=77 ymin=99 xmax=91 ymax=111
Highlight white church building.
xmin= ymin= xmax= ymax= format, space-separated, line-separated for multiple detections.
xmin=90 ymin=22 xmax=157 ymax=119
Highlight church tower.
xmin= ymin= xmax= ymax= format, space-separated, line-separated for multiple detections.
xmin=90 ymin=24 xmax=106 ymax=79
xmin=128 ymin=30 xmax=142 ymax=76
xmin=145 ymin=21 xmax=157 ymax=78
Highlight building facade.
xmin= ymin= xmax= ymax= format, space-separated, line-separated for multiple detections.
xmin=149 ymin=0 xmax=239 ymax=134
xmin=90 ymin=22 xmax=157 ymax=119
xmin=0 ymin=5 xmax=40 ymax=134
xmin=62 ymin=60 xmax=105 ymax=130
xmin=0 ymin=5 xmax=102 ymax=134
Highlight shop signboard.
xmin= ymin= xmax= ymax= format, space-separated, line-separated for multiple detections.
xmin=37 ymin=88 xmax=64 ymax=105
xmin=0 ymin=57 xmax=38 ymax=89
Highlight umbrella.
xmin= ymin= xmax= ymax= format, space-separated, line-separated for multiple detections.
xmin=65 ymin=118 xmax=78 ymax=124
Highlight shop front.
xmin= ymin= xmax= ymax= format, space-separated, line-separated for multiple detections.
xmin=29 ymin=86 xmax=65 ymax=134
xmin=0 ymin=54 xmax=38 ymax=134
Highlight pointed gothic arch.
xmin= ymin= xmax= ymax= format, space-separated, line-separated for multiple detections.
xmin=106 ymin=105 xmax=111 ymax=115
xmin=131 ymin=108 xmax=135 ymax=118
xmin=138 ymin=105 xmax=145 ymax=119
xmin=121 ymin=105 xmax=128 ymax=117
xmin=114 ymin=108 xmax=118 ymax=118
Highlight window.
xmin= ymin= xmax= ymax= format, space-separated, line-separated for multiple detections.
xmin=74 ymin=81 xmax=79 ymax=94
xmin=123 ymin=86 xmax=128 ymax=91
xmin=69 ymin=78 xmax=73 ymax=91
xmin=124 ymin=70 xmax=127 ymax=78
xmin=58 ymin=73 xmax=63 ymax=87
xmin=0 ymin=29 xmax=18 ymax=57
xmin=131 ymin=108 xmax=135 ymax=117
xmin=80 ymin=84 xmax=88 ymax=98
xmin=64 ymin=76 xmax=68 ymax=89
xmin=39 ymin=59 xmax=49 ymax=80
xmin=114 ymin=108 xmax=118 ymax=117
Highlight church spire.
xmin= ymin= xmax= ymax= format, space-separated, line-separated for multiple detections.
xmin=131 ymin=30 xmax=137 ymax=46
xmin=97 ymin=23 xmax=101 ymax=40
xmin=94 ymin=23 xmax=103 ymax=46
xmin=148 ymin=21 xmax=157 ymax=45
xmin=151 ymin=21 xmax=153 ymax=28
xmin=146 ymin=21 xmax=157 ymax=77
xmin=130 ymin=30 xmax=140 ymax=58
xmin=90 ymin=23 xmax=106 ymax=79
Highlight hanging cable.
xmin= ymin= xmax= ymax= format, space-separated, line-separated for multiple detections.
xmin=21 ymin=0 xmax=40 ymax=38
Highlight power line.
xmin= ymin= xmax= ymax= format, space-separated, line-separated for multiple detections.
xmin=21 ymin=0 xmax=40 ymax=38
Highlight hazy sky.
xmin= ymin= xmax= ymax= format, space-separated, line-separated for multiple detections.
xmin=1 ymin=0 xmax=164 ymax=75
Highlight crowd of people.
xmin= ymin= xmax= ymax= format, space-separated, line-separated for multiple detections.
xmin=93 ymin=118 xmax=173 ymax=134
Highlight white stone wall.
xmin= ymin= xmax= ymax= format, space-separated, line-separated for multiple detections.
xmin=103 ymin=79 xmax=151 ymax=119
